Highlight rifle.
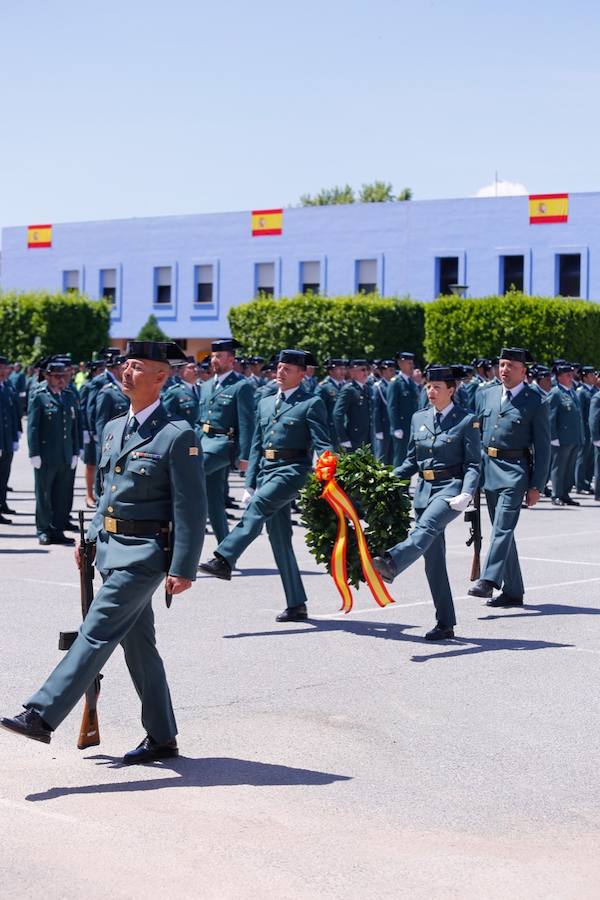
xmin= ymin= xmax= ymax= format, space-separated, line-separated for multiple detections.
xmin=165 ymin=521 xmax=173 ymax=609
xmin=58 ymin=510 xmax=101 ymax=749
xmin=464 ymin=487 xmax=482 ymax=581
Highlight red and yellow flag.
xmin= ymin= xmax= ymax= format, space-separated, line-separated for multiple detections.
xmin=315 ymin=451 xmax=395 ymax=614
xmin=529 ymin=193 xmax=568 ymax=224
xmin=251 ymin=208 xmax=283 ymax=236
xmin=27 ymin=224 xmax=53 ymax=248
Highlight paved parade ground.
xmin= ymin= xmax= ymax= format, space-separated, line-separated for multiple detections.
xmin=1 ymin=444 xmax=600 ymax=899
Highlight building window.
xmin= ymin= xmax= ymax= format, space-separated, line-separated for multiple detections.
xmin=557 ymin=254 xmax=581 ymax=297
xmin=301 ymin=261 xmax=320 ymax=294
xmin=194 ymin=264 xmax=214 ymax=304
xmin=436 ymin=257 xmax=459 ymax=296
xmin=100 ymin=268 xmax=117 ymax=304
xmin=356 ymin=259 xmax=377 ymax=293
xmin=501 ymin=255 xmax=524 ymax=293
xmin=154 ymin=266 xmax=172 ymax=304
xmin=63 ymin=270 xmax=79 ymax=293
xmin=256 ymin=262 xmax=275 ymax=297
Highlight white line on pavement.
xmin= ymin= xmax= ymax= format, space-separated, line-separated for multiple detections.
xmin=15 ymin=577 xmax=79 ymax=588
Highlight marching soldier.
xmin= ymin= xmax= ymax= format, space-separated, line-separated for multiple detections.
xmin=333 ymin=358 xmax=373 ymax=451
xmin=373 ymin=365 xmax=481 ymax=639
xmin=0 ymin=341 xmax=207 ymax=763
xmin=373 ymin=359 xmax=396 ymax=464
xmin=27 ymin=361 xmax=80 ymax=546
xmin=575 ymin=366 xmax=598 ymax=494
xmin=468 ymin=347 xmax=550 ymax=607
xmin=387 ymin=351 xmax=420 ymax=466
xmin=548 ymin=363 xmax=583 ymax=506
xmin=315 ymin=357 xmax=347 ymax=446
xmin=197 ymin=339 xmax=255 ymax=543
xmin=199 ymin=349 xmax=331 ymax=622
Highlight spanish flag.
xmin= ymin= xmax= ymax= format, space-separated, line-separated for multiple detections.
xmin=27 ymin=224 xmax=53 ymax=248
xmin=529 ymin=194 xmax=568 ymax=224
xmin=251 ymin=208 xmax=283 ymax=236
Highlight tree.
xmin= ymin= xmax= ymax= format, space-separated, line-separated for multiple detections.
xmin=359 ymin=180 xmax=395 ymax=203
xmin=136 ymin=314 xmax=169 ymax=341
xmin=299 ymin=184 xmax=356 ymax=206
xmin=299 ymin=181 xmax=412 ymax=206
xmin=397 ymin=187 xmax=412 ymax=201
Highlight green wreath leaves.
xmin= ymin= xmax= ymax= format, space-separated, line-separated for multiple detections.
xmin=299 ymin=446 xmax=413 ymax=589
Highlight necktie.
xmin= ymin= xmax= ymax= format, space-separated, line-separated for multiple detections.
xmin=502 ymin=389 xmax=512 ymax=408
xmin=275 ymin=391 xmax=283 ymax=412
xmin=435 ymin=412 xmax=443 ymax=429
xmin=122 ymin=415 xmax=138 ymax=446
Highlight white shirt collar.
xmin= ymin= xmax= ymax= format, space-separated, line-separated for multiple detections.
xmin=127 ymin=398 xmax=161 ymax=428
xmin=279 ymin=386 xmax=299 ymax=401
xmin=215 ymin=370 xmax=233 ymax=385
xmin=502 ymin=381 xmax=525 ymax=400
xmin=435 ymin=401 xmax=455 ymax=421
xmin=400 ymin=372 xmax=411 ymax=383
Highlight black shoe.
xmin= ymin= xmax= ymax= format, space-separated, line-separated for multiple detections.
xmin=199 ymin=555 xmax=232 ymax=580
xmin=1 ymin=505 xmax=16 ymax=514
xmin=50 ymin=532 xmax=75 ymax=546
xmin=0 ymin=515 xmax=13 ymax=525
xmin=486 ymin=593 xmax=524 ymax=607
xmin=39 ymin=533 xmax=51 ymax=545
xmin=576 ymin=488 xmax=593 ymax=495
xmin=122 ymin=735 xmax=178 ymax=765
xmin=226 ymin=512 xmax=236 ymax=520
xmin=425 ymin=626 xmax=454 ymax=641
xmin=372 ymin=555 xmax=397 ymax=584
xmin=561 ymin=496 xmax=580 ymax=507
xmin=225 ymin=497 xmax=239 ymax=509
xmin=63 ymin=522 xmax=78 ymax=532
xmin=551 ymin=497 xmax=564 ymax=506
xmin=543 ymin=486 xmax=552 ymax=497
xmin=276 ymin=604 xmax=308 ymax=622
xmin=467 ymin=578 xmax=496 ymax=599
xmin=0 ymin=709 xmax=52 ymax=744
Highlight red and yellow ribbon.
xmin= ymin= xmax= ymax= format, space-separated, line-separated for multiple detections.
xmin=315 ymin=451 xmax=395 ymax=613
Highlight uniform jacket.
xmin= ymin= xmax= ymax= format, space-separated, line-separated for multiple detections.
xmin=27 ymin=384 xmax=79 ymax=464
xmin=162 ymin=377 xmax=200 ymax=427
xmin=246 ymin=385 xmax=331 ymax=490
xmin=395 ymin=404 xmax=481 ymax=509
xmin=0 ymin=382 xmax=20 ymax=452
xmin=315 ymin=376 xmax=343 ymax=441
xmin=333 ymin=380 xmax=373 ymax=449
xmin=95 ymin=381 xmax=131 ymax=443
xmin=89 ymin=405 xmax=206 ymax=580
xmin=589 ymin=392 xmax=600 ymax=443
xmin=476 ymin=383 xmax=550 ymax=492
xmin=548 ymin=385 xmax=583 ymax=446
xmin=577 ymin=384 xmax=597 ymax=442
xmin=387 ymin=374 xmax=420 ymax=436
xmin=373 ymin=378 xmax=391 ymax=435
xmin=198 ymin=371 xmax=255 ymax=460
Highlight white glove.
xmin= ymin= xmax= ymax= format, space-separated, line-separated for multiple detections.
xmin=594 ymin=440 xmax=600 ymax=447
xmin=340 ymin=441 xmax=352 ymax=449
xmin=30 ymin=455 xmax=42 ymax=469
xmin=83 ymin=430 xmax=91 ymax=445
xmin=393 ymin=429 xmax=404 ymax=439
xmin=551 ymin=439 xmax=560 ymax=447
xmin=375 ymin=432 xmax=384 ymax=440
xmin=71 ymin=455 xmax=78 ymax=469
xmin=241 ymin=488 xmax=255 ymax=507
xmin=79 ymin=449 xmax=85 ymax=459
xmin=447 ymin=492 xmax=473 ymax=512
xmin=12 ymin=441 xmax=19 ymax=452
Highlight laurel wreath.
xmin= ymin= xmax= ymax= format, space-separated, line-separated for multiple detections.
xmin=299 ymin=446 xmax=413 ymax=589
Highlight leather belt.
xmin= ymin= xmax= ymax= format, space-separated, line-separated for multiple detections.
xmin=103 ymin=516 xmax=169 ymax=536
xmin=484 ymin=447 xmax=529 ymax=460
xmin=418 ymin=465 xmax=463 ymax=481
xmin=202 ymin=423 xmax=232 ymax=437
xmin=263 ymin=448 xmax=309 ymax=461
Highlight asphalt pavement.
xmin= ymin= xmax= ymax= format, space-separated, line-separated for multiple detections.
xmin=1 ymin=443 xmax=600 ymax=899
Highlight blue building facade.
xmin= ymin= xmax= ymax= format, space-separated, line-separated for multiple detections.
xmin=1 ymin=192 xmax=597 ymax=355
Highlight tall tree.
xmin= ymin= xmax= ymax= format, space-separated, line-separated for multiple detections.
xmin=299 ymin=184 xmax=356 ymax=206
xmin=299 ymin=181 xmax=412 ymax=206
xmin=137 ymin=314 xmax=169 ymax=341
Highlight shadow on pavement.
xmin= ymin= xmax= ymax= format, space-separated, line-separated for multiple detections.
xmin=25 ymin=755 xmax=352 ymax=801
xmin=480 ymin=602 xmax=600 ymax=621
xmin=0 ymin=548 xmax=49 ymax=555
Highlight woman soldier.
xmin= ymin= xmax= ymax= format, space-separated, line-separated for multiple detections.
xmin=373 ymin=365 xmax=481 ymax=640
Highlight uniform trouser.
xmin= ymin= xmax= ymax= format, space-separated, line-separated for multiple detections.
xmin=481 ymin=487 xmax=524 ymax=598
xmin=594 ymin=447 xmax=600 ymax=501
xmin=575 ymin=440 xmax=594 ymax=491
xmin=0 ymin=449 xmax=13 ymax=506
xmin=203 ymin=444 xmax=232 ymax=544
xmin=550 ymin=444 xmax=578 ymax=499
xmin=26 ymin=564 xmax=176 ymax=742
xmin=34 ymin=463 xmax=73 ymax=535
xmin=387 ymin=497 xmax=458 ymax=628
xmin=392 ymin=435 xmax=409 ymax=468
xmin=375 ymin=434 xmax=393 ymax=465
xmin=216 ymin=463 xmax=308 ymax=608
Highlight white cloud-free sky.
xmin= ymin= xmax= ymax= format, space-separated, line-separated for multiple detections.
xmin=1 ymin=0 xmax=599 ymax=233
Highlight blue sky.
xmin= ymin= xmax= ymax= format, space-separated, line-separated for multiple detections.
xmin=1 ymin=0 xmax=599 ymax=232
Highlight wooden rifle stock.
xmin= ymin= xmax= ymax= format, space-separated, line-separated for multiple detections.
xmin=77 ymin=510 xmax=101 ymax=748
xmin=464 ymin=488 xmax=482 ymax=581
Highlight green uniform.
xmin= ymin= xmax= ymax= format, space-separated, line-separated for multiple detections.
xmin=575 ymin=384 xmax=597 ymax=492
xmin=0 ymin=380 xmax=20 ymax=509
xmin=387 ymin=404 xmax=481 ymax=628
xmin=214 ymin=385 xmax=331 ymax=609
xmin=589 ymin=392 xmax=600 ymax=500
xmin=314 ymin=376 xmax=344 ymax=446
xmin=95 ymin=380 xmax=130 ymax=447
xmin=26 ymin=404 xmax=207 ymax=742
xmin=373 ymin=378 xmax=393 ymax=464
xmin=27 ymin=383 xmax=80 ymax=537
xmin=198 ymin=372 xmax=255 ymax=543
xmin=387 ymin=374 xmax=420 ymax=466
xmin=162 ymin=377 xmax=200 ymax=429
xmin=333 ymin=380 xmax=373 ymax=450
xmin=476 ymin=383 xmax=550 ymax=598
xmin=548 ymin=385 xmax=583 ymax=501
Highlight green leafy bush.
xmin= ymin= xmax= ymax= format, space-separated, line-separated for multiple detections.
xmin=425 ymin=293 xmax=600 ymax=365
xmin=137 ymin=314 xmax=169 ymax=341
xmin=228 ymin=294 xmax=425 ymax=366
xmin=0 ymin=291 xmax=110 ymax=364
xmin=300 ymin=446 xmax=412 ymax=589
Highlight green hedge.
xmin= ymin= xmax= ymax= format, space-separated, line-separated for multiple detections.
xmin=0 ymin=291 xmax=111 ymax=364
xmin=424 ymin=293 xmax=600 ymax=366
xmin=228 ymin=294 xmax=425 ymax=365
